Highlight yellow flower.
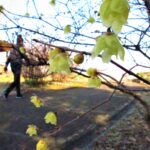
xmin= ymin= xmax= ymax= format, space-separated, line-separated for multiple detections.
xmin=36 ymin=139 xmax=48 ymax=150
xmin=44 ymin=112 xmax=57 ymax=125
xmin=26 ymin=124 xmax=37 ymax=136
xmin=31 ymin=96 xmax=43 ymax=108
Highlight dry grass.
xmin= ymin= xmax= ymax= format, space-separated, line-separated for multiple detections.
xmin=93 ymin=94 xmax=150 ymax=150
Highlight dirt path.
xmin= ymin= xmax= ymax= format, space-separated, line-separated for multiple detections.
xmin=0 ymin=86 xmax=134 ymax=150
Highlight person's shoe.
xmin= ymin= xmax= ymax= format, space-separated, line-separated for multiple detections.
xmin=16 ymin=94 xmax=23 ymax=99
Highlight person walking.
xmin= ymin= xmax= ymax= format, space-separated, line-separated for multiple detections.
xmin=3 ymin=35 xmax=29 ymax=99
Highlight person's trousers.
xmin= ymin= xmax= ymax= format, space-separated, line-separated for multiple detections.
xmin=5 ymin=62 xmax=22 ymax=97
xmin=5 ymin=72 xmax=21 ymax=96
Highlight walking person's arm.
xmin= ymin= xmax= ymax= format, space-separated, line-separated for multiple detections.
xmin=4 ymin=57 xmax=11 ymax=72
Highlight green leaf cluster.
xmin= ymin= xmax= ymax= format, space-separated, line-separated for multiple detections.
xmin=48 ymin=48 xmax=71 ymax=73
xmin=92 ymin=33 xmax=124 ymax=63
xmin=100 ymin=0 xmax=129 ymax=33
xmin=86 ymin=68 xmax=102 ymax=88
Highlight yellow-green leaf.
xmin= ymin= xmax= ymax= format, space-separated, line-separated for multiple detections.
xmin=49 ymin=0 xmax=56 ymax=6
xmin=92 ymin=35 xmax=106 ymax=58
xmin=88 ymin=17 xmax=95 ymax=23
xmin=26 ymin=124 xmax=37 ymax=136
xmin=31 ymin=96 xmax=43 ymax=108
xmin=25 ymin=13 xmax=30 ymax=17
xmin=99 ymin=0 xmax=129 ymax=33
xmin=36 ymin=139 xmax=48 ymax=150
xmin=49 ymin=52 xmax=71 ymax=74
xmin=87 ymin=68 xmax=97 ymax=77
xmin=44 ymin=112 xmax=57 ymax=125
xmin=48 ymin=48 xmax=62 ymax=59
xmin=64 ymin=25 xmax=71 ymax=34
xmin=88 ymin=77 xmax=102 ymax=87
xmin=0 ymin=5 xmax=4 ymax=13
xmin=92 ymin=33 xmax=125 ymax=62
xmin=19 ymin=47 xmax=25 ymax=54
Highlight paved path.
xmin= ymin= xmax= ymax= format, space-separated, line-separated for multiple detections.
xmin=0 ymin=87 xmax=134 ymax=150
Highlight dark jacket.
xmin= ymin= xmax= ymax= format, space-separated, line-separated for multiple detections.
xmin=5 ymin=44 xmax=26 ymax=74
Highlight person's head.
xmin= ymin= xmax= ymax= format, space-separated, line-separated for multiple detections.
xmin=16 ymin=35 xmax=23 ymax=45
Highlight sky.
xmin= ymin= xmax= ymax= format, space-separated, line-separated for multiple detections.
xmin=0 ymin=0 xmax=149 ymax=80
